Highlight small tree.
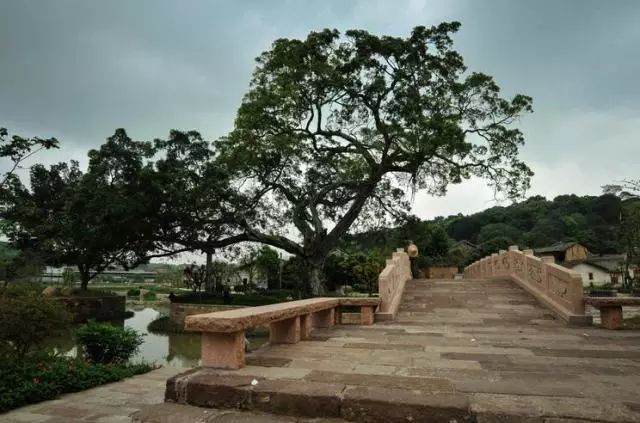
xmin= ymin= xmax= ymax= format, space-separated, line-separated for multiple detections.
xmin=183 ymin=263 xmax=207 ymax=292
xmin=255 ymin=246 xmax=281 ymax=289
xmin=0 ymin=288 xmax=72 ymax=358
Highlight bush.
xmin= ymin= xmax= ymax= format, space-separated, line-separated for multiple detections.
xmin=0 ymin=355 xmax=151 ymax=412
xmin=0 ymin=290 xmax=72 ymax=358
xmin=142 ymin=290 xmax=157 ymax=301
xmin=126 ymin=288 xmax=140 ymax=297
xmin=76 ymin=322 xmax=144 ymax=364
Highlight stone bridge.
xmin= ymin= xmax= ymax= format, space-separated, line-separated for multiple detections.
xmin=158 ymin=247 xmax=640 ymax=422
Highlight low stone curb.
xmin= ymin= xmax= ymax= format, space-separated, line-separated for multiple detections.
xmin=166 ymin=368 xmax=474 ymax=423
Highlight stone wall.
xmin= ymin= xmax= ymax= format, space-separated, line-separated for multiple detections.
xmin=56 ymin=295 xmax=126 ymax=323
xmin=464 ymin=246 xmax=592 ymax=325
xmin=376 ymin=248 xmax=411 ymax=321
xmin=170 ymin=302 xmax=246 ymax=326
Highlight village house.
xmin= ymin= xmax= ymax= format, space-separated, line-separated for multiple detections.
xmin=533 ymin=242 xmax=635 ymax=287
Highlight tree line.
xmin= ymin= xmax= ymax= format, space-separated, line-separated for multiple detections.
xmin=344 ymin=189 xmax=640 ymax=279
xmin=0 ymin=22 xmax=535 ymax=294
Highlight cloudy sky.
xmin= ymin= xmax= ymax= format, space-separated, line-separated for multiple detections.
xmin=1 ymin=0 xmax=639 ymax=220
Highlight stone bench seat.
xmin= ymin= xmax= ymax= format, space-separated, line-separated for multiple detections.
xmin=584 ymin=297 xmax=640 ymax=329
xmin=185 ymin=297 xmax=381 ymax=369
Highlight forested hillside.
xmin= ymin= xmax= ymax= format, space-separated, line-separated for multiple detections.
xmin=344 ymin=194 xmax=622 ymax=268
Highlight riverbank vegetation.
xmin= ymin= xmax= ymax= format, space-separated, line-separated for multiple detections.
xmin=0 ymin=285 xmax=152 ymax=412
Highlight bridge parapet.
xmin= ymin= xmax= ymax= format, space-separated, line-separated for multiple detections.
xmin=376 ymin=248 xmax=411 ymax=321
xmin=465 ymin=246 xmax=591 ymax=325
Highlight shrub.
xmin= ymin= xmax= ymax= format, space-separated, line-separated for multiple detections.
xmin=142 ymin=290 xmax=157 ymax=301
xmin=76 ymin=322 xmax=144 ymax=364
xmin=127 ymin=288 xmax=140 ymax=297
xmin=0 ymin=355 xmax=151 ymax=412
xmin=0 ymin=290 xmax=72 ymax=358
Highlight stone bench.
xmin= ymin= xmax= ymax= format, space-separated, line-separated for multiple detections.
xmin=584 ymin=297 xmax=640 ymax=329
xmin=185 ymin=297 xmax=381 ymax=369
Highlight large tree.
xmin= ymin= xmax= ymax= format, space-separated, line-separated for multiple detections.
xmin=4 ymin=130 xmax=156 ymax=289
xmin=213 ymin=23 xmax=533 ymax=294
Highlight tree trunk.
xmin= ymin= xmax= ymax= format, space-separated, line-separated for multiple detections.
xmin=306 ymin=257 xmax=326 ymax=296
xmin=205 ymin=251 xmax=213 ymax=293
xmin=78 ymin=266 xmax=90 ymax=290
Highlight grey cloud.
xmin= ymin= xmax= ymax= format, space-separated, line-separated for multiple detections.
xmin=1 ymin=0 xmax=639 ymax=219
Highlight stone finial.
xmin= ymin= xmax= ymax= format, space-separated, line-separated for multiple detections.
xmin=523 ymin=249 xmax=534 ymax=256
xmin=508 ymin=245 xmax=519 ymax=251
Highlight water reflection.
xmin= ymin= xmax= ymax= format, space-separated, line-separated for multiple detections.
xmin=125 ymin=307 xmax=201 ymax=367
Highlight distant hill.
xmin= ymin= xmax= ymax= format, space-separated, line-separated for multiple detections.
xmin=343 ymin=194 xmax=622 ymax=267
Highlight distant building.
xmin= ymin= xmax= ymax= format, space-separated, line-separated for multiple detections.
xmin=532 ymin=242 xmax=635 ymax=287
xmin=564 ymin=255 xmax=634 ymax=286
xmin=533 ymin=242 xmax=589 ymax=263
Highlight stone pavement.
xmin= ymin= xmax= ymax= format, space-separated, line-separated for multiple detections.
xmin=167 ymin=279 xmax=640 ymax=422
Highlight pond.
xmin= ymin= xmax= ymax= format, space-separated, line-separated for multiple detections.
xmin=49 ymin=305 xmax=268 ymax=367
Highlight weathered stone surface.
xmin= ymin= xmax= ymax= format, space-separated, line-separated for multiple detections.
xmin=252 ymin=379 xmax=344 ymax=418
xmin=185 ymin=298 xmax=340 ymax=333
xmin=181 ymin=373 xmax=256 ymax=410
xmin=341 ymin=386 xmax=472 ymax=423
xmin=201 ymin=331 xmax=246 ymax=369
xmin=600 ymin=305 xmax=624 ymax=330
xmin=269 ymin=316 xmax=300 ymax=344
xmin=305 ymin=370 xmax=455 ymax=392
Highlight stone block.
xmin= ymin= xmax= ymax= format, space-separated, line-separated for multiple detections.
xmin=342 ymin=386 xmax=471 ymax=423
xmin=269 ymin=316 xmax=300 ymax=344
xmin=312 ymin=308 xmax=335 ymax=328
xmin=361 ymin=306 xmax=375 ymax=325
xmin=201 ymin=331 xmax=245 ymax=369
xmin=600 ymin=306 xmax=623 ymax=330
xmin=252 ymin=379 xmax=344 ymax=418
xmin=299 ymin=314 xmax=312 ymax=340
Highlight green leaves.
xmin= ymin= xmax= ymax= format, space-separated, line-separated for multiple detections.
xmin=76 ymin=321 xmax=144 ymax=364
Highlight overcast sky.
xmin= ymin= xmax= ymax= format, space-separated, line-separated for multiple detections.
xmin=1 ymin=0 xmax=639 ymax=221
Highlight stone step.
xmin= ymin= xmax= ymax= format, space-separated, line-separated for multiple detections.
xmin=132 ymin=402 xmax=350 ymax=422
xmin=162 ymin=367 xmax=633 ymax=423
xmin=165 ymin=368 xmax=474 ymax=423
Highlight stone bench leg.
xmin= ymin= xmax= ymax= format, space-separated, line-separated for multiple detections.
xmin=300 ymin=314 xmax=312 ymax=340
xmin=335 ymin=307 xmax=342 ymax=325
xmin=201 ymin=331 xmax=245 ymax=369
xmin=270 ymin=316 xmax=301 ymax=344
xmin=360 ymin=306 xmax=375 ymax=325
xmin=600 ymin=306 xmax=623 ymax=330
xmin=312 ymin=308 xmax=335 ymax=328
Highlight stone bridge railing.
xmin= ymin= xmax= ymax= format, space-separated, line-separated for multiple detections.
xmin=464 ymin=246 xmax=592 ymax=325
xmin=376 ymin=248 xmax=411 ymax=321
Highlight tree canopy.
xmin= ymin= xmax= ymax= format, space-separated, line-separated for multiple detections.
xmin=214 ymin=23 xmax=533 ymax=293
